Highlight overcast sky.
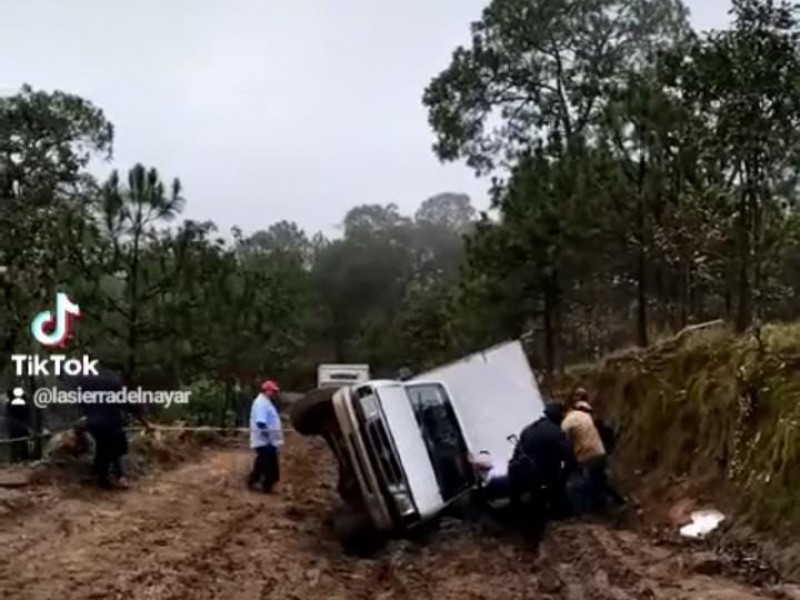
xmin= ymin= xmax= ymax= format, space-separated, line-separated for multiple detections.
xmin=2 ymin=0 xmax=733 ymax=236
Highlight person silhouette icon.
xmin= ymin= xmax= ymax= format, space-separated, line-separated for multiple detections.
xmin=5 ymin=387 xmax=31 ymax=462
xmin=10 ymin=387 xmax=25 ymax=406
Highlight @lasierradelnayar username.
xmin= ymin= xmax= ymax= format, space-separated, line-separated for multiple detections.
xmin=31 ymin=387 xmax=192 ymax=409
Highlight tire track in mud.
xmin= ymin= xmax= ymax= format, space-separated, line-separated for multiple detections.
xmin=0 ymin=437 xmax=787 ymax=600
xmin=1 ymin=452 xmax=260 ymax=599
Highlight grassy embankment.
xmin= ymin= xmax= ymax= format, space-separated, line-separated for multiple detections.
xmin=559 ymin=323 xmax=800 ymax=552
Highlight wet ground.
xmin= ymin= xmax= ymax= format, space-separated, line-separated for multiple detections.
xmin=0 ymin=436 xmax=795 ymax=600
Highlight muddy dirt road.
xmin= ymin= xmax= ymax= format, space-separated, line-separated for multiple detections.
xmin=0 ymin=437 xmax=791 ymax=600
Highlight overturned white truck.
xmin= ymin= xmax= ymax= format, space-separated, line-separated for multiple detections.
xmin=290 ymin=341 xmax=545 ymax=545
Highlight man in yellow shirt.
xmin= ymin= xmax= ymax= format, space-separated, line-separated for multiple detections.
xmin=562 ymin=388 xmax=625 ymax=512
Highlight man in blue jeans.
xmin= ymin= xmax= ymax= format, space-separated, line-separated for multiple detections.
xmin=248 ymin=379 xmax=283 ymax=493
xmin=563 ymin=393 xmax=625 ymax=513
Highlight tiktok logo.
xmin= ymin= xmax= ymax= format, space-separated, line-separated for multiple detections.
xmin=12 ymin=292 xmax=96 ymax=377
xmin=30 ymin=292 xmax=81 ymax=349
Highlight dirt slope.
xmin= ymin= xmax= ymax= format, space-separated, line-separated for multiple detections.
xmin=0 ymin=437 xmax=792 ymax=600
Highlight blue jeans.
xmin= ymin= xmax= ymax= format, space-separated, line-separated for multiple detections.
xmin=566 ymin=471 xmax=591 ymax=514
xmin=88 ymin=425 xmax=127 ymax=486
xmin=568 ymin=456 xmax=624 ymax=514
xmin=482 ymin=475 xmax=511 ymax=500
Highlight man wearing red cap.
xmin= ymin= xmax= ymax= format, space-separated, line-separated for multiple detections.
xmin=248 ymin=380 xmax=283 ymax=493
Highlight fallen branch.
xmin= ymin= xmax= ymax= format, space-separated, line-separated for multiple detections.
xmin=673 ymin=319 xmax=726 ymax=342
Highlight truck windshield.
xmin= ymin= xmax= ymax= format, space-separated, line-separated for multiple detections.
xmin=405 ymin=383 xmax=474 ymax=501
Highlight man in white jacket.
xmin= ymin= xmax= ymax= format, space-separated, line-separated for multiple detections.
xmin=248 ymin=379 xmax=283 ymax=493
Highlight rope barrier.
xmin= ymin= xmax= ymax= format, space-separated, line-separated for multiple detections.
xmin=0 ymin=430 xmax=58 ymax=445
xmin=0 ymin=424 xmax=301 ymax=445
xmin=130 ymin=425 xmax=251 ymax=433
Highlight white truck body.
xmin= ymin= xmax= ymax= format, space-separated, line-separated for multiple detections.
xmin=412 ymin=340 xmax=544 ymax=468
xmin=317 ymin=364 xmax=370 ymax=389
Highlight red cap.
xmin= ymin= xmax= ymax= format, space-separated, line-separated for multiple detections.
xmin=261 ymin=380 xmax=280 ymax=394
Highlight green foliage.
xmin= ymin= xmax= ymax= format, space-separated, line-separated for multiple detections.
xmin=0 ymin=85 xmax=114 ymax=380
xmin=415 ymin=193 xmax=476 ymax=232
xmin=424 ymin=0 xmax=800 ymax=371
xmin=423 ymin=0 xmax=690 ymax=172
xmin=159 ymin=378 xmax=228 ymax=426
xmin=0 ymin=85 xmax=479 ymax=394
xmin=308 ymin=198 xmax=474 ymax=370
xmin=0 ymin=83 xmax=113 ymax=200
xmin=95 ymin=164 xmax=185 ymax=379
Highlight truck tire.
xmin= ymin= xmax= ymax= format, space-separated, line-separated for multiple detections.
xmin=331 ymin=505 xmax=386 ymax=555
xmin=289 ymin=387 xmax=337 ymax=435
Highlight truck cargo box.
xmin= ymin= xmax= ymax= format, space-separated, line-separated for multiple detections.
xmin=411 ymin=340 xmax=544 ymax=466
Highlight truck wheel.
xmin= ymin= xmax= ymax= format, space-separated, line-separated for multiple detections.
xmin=289 ymin=388 xmax=337 ymax=435
xmin=331 ymin=506 xmax=386 ymax=556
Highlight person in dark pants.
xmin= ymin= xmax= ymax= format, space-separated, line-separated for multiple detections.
xmin=5 ymin=388 xmax=31 ymax=462
xmin=64 ymin=369 xmax=150 ymax=489
xmin=582 ymin=453 xmax=625 ymax=509
xmin=508 ymin=402 xmax=574 ymax=542
xmin=88 ymin=419 xmax=128 ymax=486
xmin=563 ymin=391 xmax=625 ymax=512
xmin=248 ymin=379 xmax=283 ymax=493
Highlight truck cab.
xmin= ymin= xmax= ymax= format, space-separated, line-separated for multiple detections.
xmin=291 ymin=380 xmax=476 ymax=536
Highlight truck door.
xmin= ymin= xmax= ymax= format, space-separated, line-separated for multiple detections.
xmin=404 ymin=383 xmax=475 ymax=502
xmin=413 ymin=347 xmax=542 ymax=468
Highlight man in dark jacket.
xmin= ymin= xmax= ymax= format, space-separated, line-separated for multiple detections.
xmin=508 ymin=402 xmax=574 ymax=540
xmin=63 ymin=368 xmax=150 ymax=489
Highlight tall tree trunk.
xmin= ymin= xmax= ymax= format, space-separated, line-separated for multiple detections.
xmin=126 ymin=212 xmax=143 ymax=382
xmin=751 ymin=168 xmax=763 ymax=324
xmin=736 ymin=187 xmax=752 ymax=332
xmin=556 ymin=293 xmax=565 ymax=375
xmin=654 ymin=263 xmax=666 ymax=329
xmin=680 ymin=257 xmax=690 ymax=328
xmin=636 ymin=145 xmax=648 ymax=348
xmin=220 ymin=380 xmax=232 ymax=428
xmin=543 ymin=288 xmax=555 ymax=376
xmin=689 ymin=266 xmax=700 ymax=321
xmin=635 ymin=153 xmax=649 ymax=347
xmin=724 ymin=277 xmax=733 ymax=319
xmin=332 ymin=307 xmax=346 ymax=363
xmin=636 ymin=246 xmax=648 ymax=346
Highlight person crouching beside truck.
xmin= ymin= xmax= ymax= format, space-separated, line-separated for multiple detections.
xmin=562 ymin=387 xmax=625 ymax=514
xmin=248 ymin=379 xmax=283 ymax=493
xmin=64 ymin=368 xmax=152 ymax=489
xmin=508 ymin=402 xmax=574 ymax=530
